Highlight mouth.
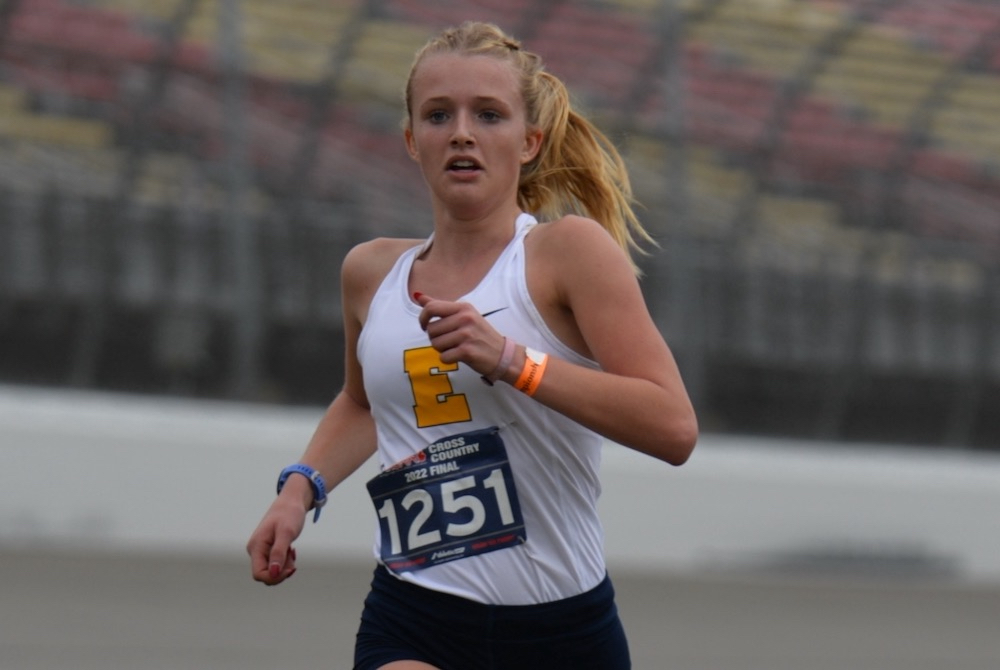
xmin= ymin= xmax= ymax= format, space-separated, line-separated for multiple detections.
xmin=447 ymin=158 xmax=482 ymax=173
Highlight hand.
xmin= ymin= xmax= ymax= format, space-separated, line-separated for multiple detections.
xmin=246 ymin=494 xmax=306 ymax=586
xmin=414 ymin=292 xmax=505 ymax=376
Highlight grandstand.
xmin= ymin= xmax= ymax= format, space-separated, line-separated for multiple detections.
xmin=1 ymin=0 xmax=998 ymax=447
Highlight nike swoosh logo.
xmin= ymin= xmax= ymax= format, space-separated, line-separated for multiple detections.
xmin=480 ymin=307 xmax=509 ymax=318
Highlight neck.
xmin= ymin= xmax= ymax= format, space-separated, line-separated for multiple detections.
xmin=424 ymin=202 xmax=524 ymax=263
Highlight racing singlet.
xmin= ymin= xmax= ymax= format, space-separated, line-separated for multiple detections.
xmin=357 ymin=213 xmax=607 ymax=605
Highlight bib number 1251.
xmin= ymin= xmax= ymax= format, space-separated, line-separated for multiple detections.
xmin=366 ymin=427 xmax=526 ymax=572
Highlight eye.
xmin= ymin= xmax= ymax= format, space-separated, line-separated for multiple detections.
xmin=479 ymin=110 xmax=502 ymax=123
xmin=427 ymin=110 xmax=449 ymax=124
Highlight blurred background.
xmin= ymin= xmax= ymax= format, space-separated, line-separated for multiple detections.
xmin=2 ymin=0 xmax=1000 ymax=667
xmin=1 ymin=0 xmax=999 ymax=448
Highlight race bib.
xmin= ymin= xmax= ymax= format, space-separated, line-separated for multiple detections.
xmin=366 ymin=426 xmax=527 ymax=573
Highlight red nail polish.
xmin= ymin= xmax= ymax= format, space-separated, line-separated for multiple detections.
xmin=413 ymin=292 xmax=423 ymax=300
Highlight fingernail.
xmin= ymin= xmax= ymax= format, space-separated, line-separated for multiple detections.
xmin=269 ymin=562 xmax=281 ymax=579
xmin=413 ymin=292 xmax=423 ymax=300
xmin=290 ymin=548 xmax=297 ymax=561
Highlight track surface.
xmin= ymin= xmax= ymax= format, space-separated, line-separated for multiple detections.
xmin=3 ymin=549 xmax=999 ymax=669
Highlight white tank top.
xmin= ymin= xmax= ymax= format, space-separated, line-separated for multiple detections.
xmin=356 ymin=213 xmax=607 ymax=605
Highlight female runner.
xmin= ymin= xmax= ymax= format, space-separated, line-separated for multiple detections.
xmin=247 ymin=21 xmax=698 ymax=670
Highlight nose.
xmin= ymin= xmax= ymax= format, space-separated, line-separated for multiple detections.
xmin=450 ymin=113 xmax=475 ymax=147
xmin=450 ymin=130 xmax=474 ymax=147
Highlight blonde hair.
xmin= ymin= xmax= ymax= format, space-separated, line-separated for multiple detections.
xmin=404 ymin=21 xmax=654 ymax=274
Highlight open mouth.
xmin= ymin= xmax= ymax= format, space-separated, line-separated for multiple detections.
xmin=448 ymin=159 xmax=481 ymax=172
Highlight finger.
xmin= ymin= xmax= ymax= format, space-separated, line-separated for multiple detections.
xmin=425 ymin=330 xmax=466 ymax=363
xmin=281 ymin=547 xmax=298 ymax=580
xmin=247 ymin=533 xmax=275 ymax=582
xmin=415 ymin=294 xmax=472 ymax=331
xmin=415 ymin=292 xmax=439 ymax=331
xmin=250 ymin=551 xmax=270 ymax=582
xmin=267 ymin=553 xmax=286 ymax=581
xmin=428 ymin=313 xmax=496 ymax=358
xmin=423 ymin=313 xmax=460 ymax=341
xmin=414 ymin=291 xmax=438 ymax=329
xmin=423 ymin=303 xmax=483 ymax=339
xmin=267 ymin=533 xmax=294 ymax=580
xmin=263 ymin=547 xmax=298 ymax=585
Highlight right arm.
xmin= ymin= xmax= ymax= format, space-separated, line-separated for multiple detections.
xmin=245 ymin=389 xmax=375 ymax=586
xmin=246 ymin=238 xmax=417 ymax=586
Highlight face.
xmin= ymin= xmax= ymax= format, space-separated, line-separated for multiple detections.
xmin=405 ymin=53 xmax=542 ymax=220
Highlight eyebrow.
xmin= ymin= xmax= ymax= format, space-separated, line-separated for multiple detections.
xmin=420 ymin=95 xmax=511 ymax=107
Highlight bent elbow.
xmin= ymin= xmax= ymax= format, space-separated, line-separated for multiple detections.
xmin=613 ymin=397 xmax=698 ymax=465
xmin=660 ymin=415 xmax=698 ymax=466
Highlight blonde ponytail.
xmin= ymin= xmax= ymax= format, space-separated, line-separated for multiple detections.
xmin=405 ymin=21 xmax=654 ymax=274
xmin=519 ymin=72 xmax=653 ymax=273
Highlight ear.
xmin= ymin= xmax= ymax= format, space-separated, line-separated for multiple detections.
xmin=404 ymin=126 xmax=419 ymax=162
xmin=521 ymin=126 xmax=543 ymax=165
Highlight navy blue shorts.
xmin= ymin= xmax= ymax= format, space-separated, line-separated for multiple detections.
xmin=354 ymin=565 xmax=631 ymax=670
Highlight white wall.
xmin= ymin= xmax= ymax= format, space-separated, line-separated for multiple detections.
xmin=2 ymin=384 xmax=999 ymax=583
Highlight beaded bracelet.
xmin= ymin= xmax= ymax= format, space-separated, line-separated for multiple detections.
xmin=481 ymin=336 xmax=516 ymax=386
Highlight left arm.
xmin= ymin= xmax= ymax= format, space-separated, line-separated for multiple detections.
xmin=520 ymin=216 xmax=697 ymax=464
xmin=416 ymin=216 xmax=697 ymax=465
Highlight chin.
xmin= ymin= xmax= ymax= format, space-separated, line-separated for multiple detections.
xmin=438 ymin=189 xmax=486 ymax=210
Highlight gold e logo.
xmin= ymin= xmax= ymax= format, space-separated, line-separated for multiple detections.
xmin=403 ymin=346 xmax=472 ymax=428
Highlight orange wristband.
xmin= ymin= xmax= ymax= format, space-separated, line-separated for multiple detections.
xmin=514 ymin=347 xmax=548 ymax=396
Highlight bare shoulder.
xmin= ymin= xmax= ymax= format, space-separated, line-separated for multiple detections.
xmin=527 ymin=215 xmax=634 ymax=285
xmin=344 ymin=236 xmax=423 ymax=264
xmin=530 ymin=214 xmax=612 ymax=248
xmin=343 ymin=237 xmax=421 ymax=283
xmin=342 ymin=237 xmax=423 ymax=320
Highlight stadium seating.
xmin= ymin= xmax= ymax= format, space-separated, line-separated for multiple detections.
xmin=0 ymin=75 xmax=113 ymax=149
xmin=933 ymin=73 xmax=1000 ymax=164
xmin=622 ymin=134 xmax=749 ymax=233
xmin=90 ymin=0 xmax=178 ymax=21
xmin=183 ymin=1 xmax=354 ymax=83
xmin=1 ymin=0 xmax=998 ymax=443
xmin=604 ymin=0 xmax=703 ymax=14
xmin=527 ymin=3 xmax=655 ymax=105
xmin=0 ymin=114 xmax=111 ymax=148
xmin=0 ymin=82 xmax=26 ymax=110
xmin=342 ymin=20 xmax=431 ymax=104
xmin=9 ymin=0 xmax=155 ymax=68
xmin=688 ymin=0 xmax=845 ymax=78
xmin=814 ymin=27 xmax=948 ymax=127
xmin=881 ymin=1 xmax=1000 ymax=59
xmin=385 ymin=0 xmax=533 ymax=31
